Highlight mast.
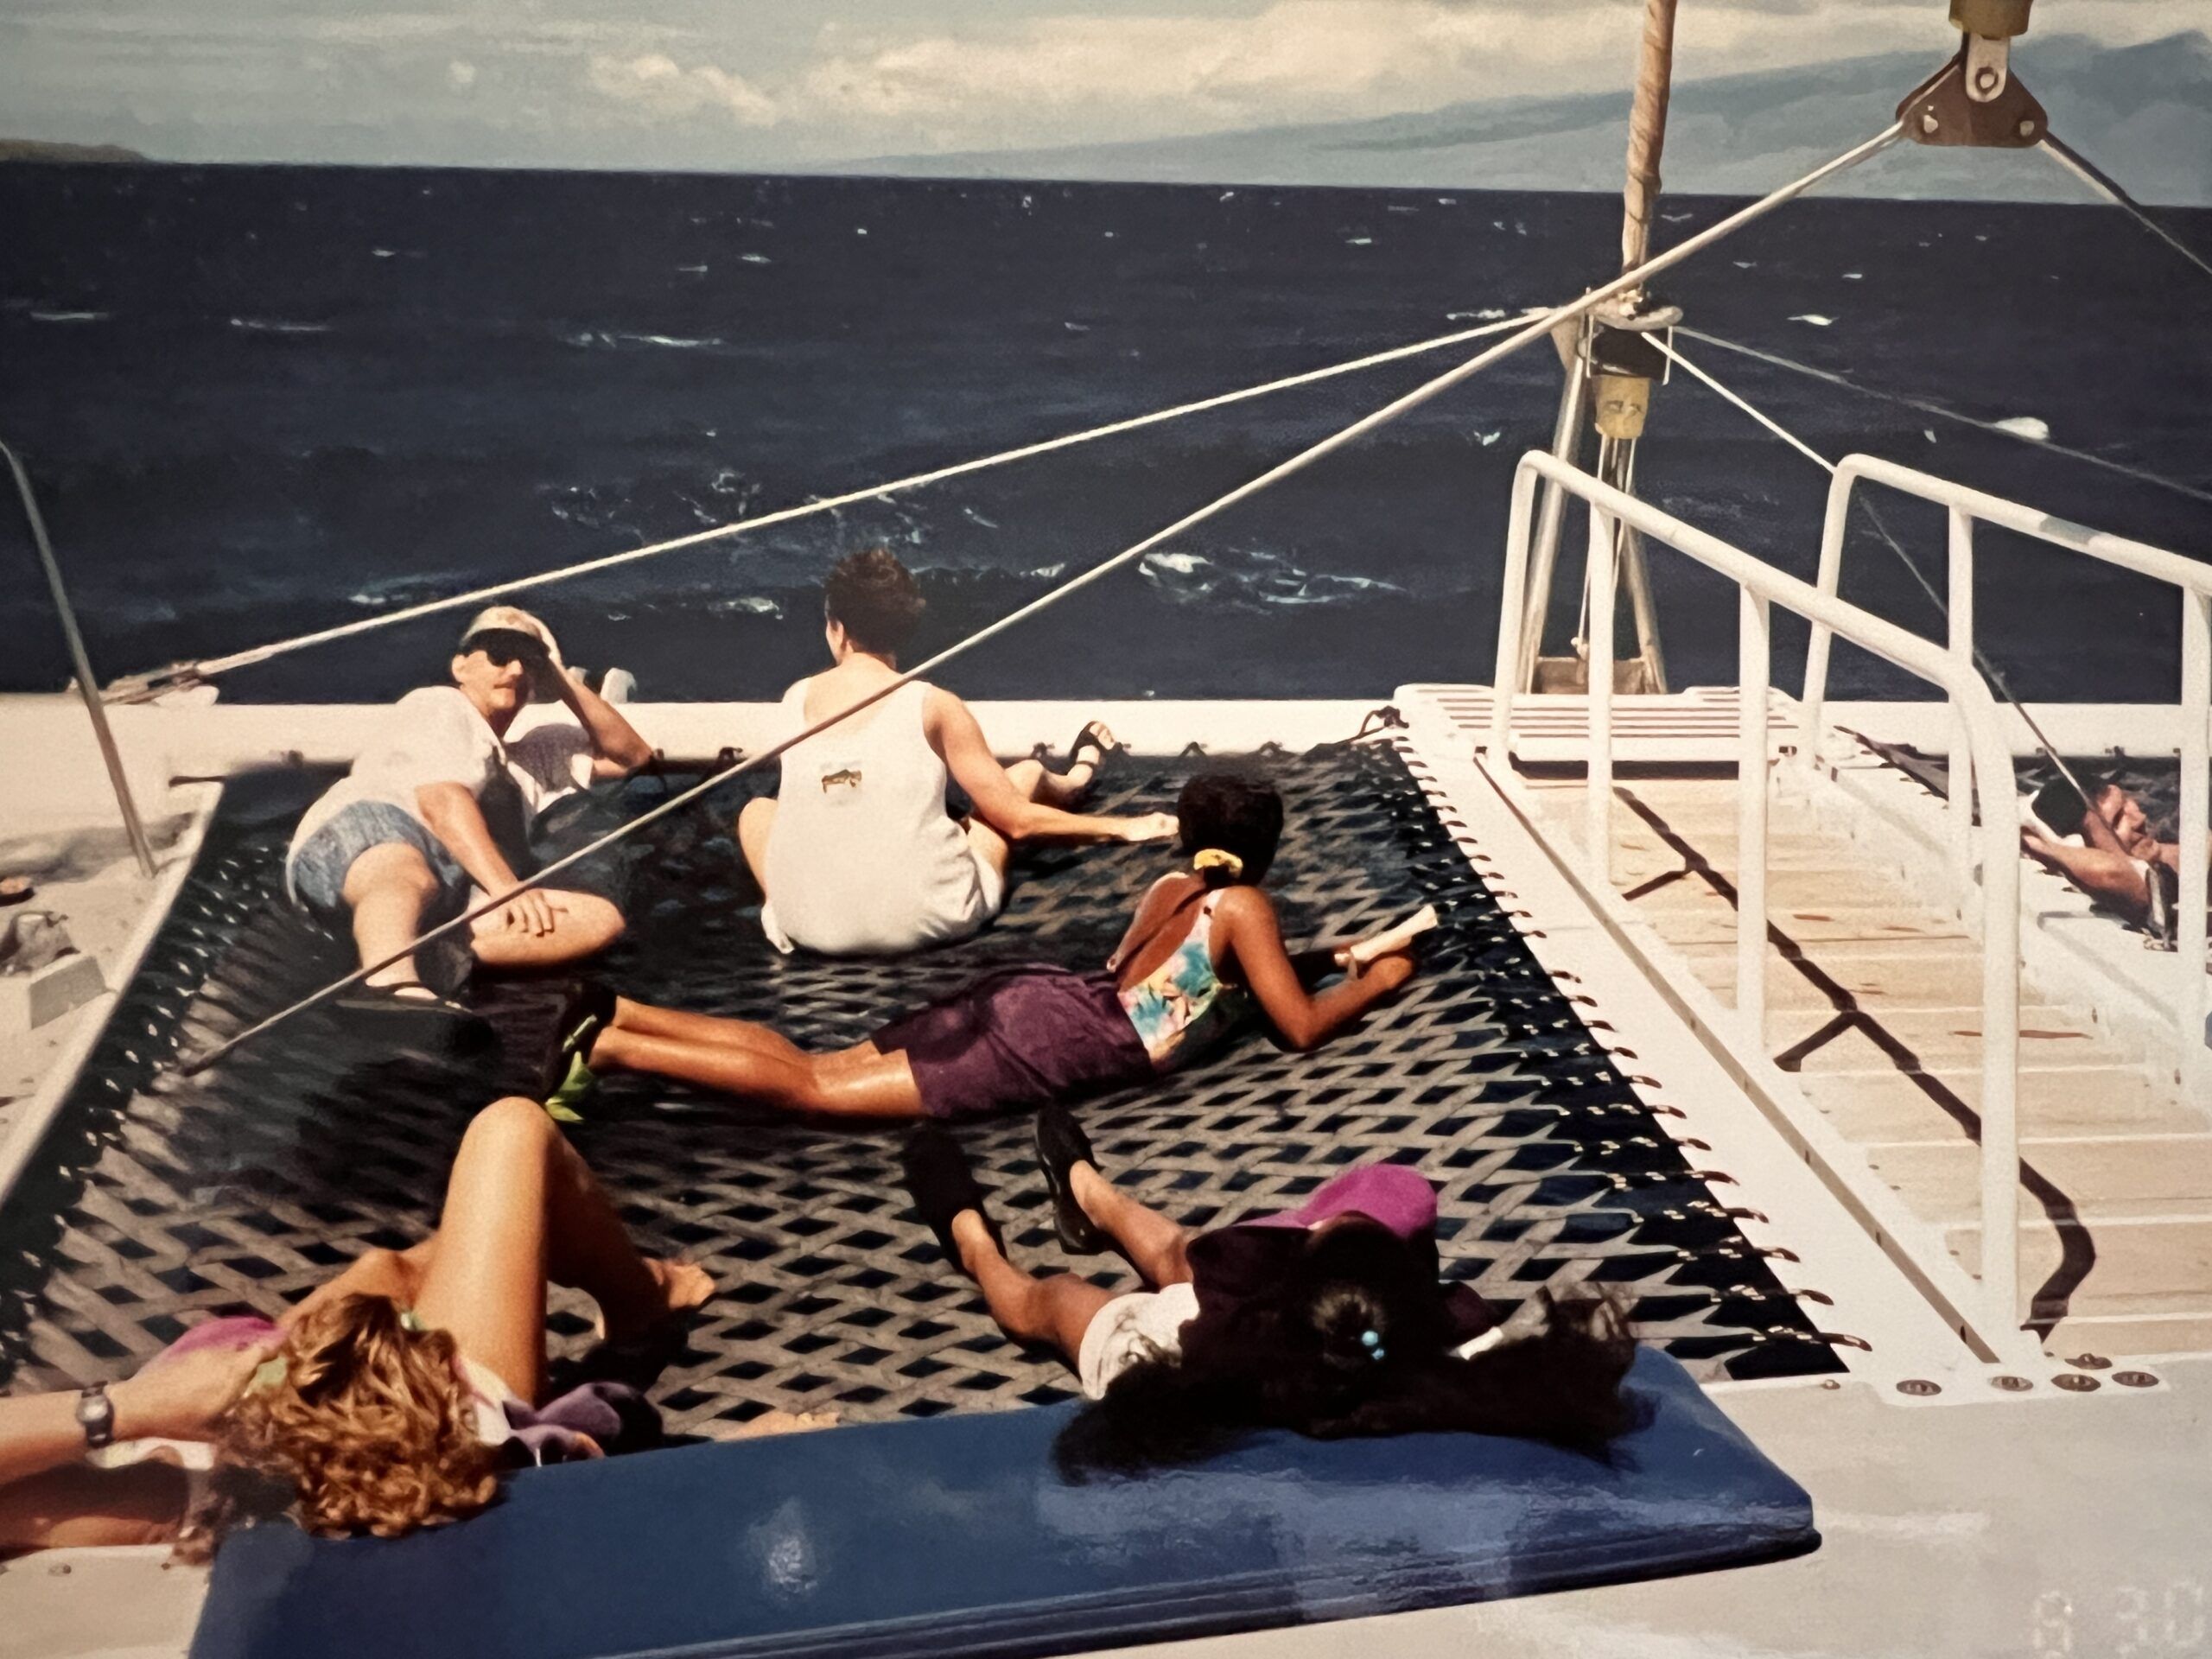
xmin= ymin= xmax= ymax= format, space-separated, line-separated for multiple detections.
xmin=1516 ymin=0 xmax=1680 ymax=695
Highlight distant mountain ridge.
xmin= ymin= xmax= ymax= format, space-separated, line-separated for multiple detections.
xmin=0 ymin=138 xmax=143 ymax=163
xmin=837 ymin=32 xmax=2212 ymax=205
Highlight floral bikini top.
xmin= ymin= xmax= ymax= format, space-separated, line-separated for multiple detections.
xmin=1115 ymin=887 xmax=1250 ymax=1068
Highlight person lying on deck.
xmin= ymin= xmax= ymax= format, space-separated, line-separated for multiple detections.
xmin=284 ymin=605 xmax=654 ymax=1024
xmin=739 ymin=548 xmax=1176 ymax=956
xmin=2021 ymin=775 xmax=2210 ymax=933
xmin=545 ymin=772 xmax=1416 ymax=1121
xmin=901 ymin=1109 xmax=1635 ymax=1476
xmin=0 ymin=1096 xmax=821 ymax=1559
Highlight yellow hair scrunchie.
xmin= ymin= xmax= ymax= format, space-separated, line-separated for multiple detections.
xmin=1192 ymin=848 xmax=1244 ymax=879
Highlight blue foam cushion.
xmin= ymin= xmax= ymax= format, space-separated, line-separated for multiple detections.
xmin=191 ymin=1348 xmax=1814 ymax=1659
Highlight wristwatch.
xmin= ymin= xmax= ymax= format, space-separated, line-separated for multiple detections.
xmin=76 ymin=1382 xmax=116 ymax=1451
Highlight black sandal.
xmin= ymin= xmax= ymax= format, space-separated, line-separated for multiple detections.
xmin=331 ymin=981 xmax=487 ymax=1029
xmin=1033 ymin=1103 xmax=1109 ymax=1255
xmin=900 ymin=1125 xmax=1003 ymax=1273
xmin=1065 ymin=720 xmax=1117 ymax=779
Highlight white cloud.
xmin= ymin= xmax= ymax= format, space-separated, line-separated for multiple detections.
xmin=448 ymin=58 xmax=479 ymax=89
xmin=588 ymin=51 xmax=781 ymax=127
xmin=575 ymin=0 xmax=2208 ymax=157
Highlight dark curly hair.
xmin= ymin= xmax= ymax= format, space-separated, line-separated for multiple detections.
xmin=1053 ymin=1224 xmax=1636 ymax=1480
xmin=823 ymin=548 xmax=926 ymax=655
xmin=1176 ymin=772 xmax=1285 ymax=887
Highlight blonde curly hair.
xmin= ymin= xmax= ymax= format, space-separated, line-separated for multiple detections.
xmin=177 ymin=1294 xmax=500 ymax=1560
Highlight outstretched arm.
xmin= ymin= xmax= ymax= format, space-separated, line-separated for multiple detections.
xmin=2022 ymin=831 xmax=2153 ymax=921
xmin=0 ymin=1344 xmax=276 ymax=1491
xmin=1215 ymin=887 xmax=1414 ymax=1052
xmin=928 ymin=692 xmax=1173 ymax=846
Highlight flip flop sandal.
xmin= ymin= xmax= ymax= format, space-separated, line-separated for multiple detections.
xmin=540 ymin=983 xmax=617 ymax=1122
xmin=330 ymin=983 xmax=493 ymax=1051
xmin=0 ymin=876 xmax=32 ymax=906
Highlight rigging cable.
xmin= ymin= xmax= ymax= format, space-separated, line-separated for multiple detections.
xmin=163 ymin=311 xmax=1541 ymax=686
xmin=173 ymin=121 xmax=1908 ymax=1075
xmin=1651 ymin=334 xmax=2098 ymax=808
xmin=1675 ymin=327 xmax=2212 ymax=509
xmin=2038 ymin=133 xmax=2212 ymax=289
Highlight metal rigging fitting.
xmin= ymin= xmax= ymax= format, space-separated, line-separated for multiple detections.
xmin=1584 ymin=308 xmax=1680 ymax=442
xmin=1951 ymin=0 xmax=2032 ymax=102
xmin=1900 ymin=40 xmax=2045 ymax=147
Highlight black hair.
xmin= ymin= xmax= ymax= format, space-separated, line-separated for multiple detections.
xmin=1176 ymin=772 xmax=1285 ymax=887
xmin=823 ymin=548 xmax=926 ymax=655
xmin=1053 ymin=1226 xmax=1635 ymax=1481
xmin=2029 ymin=770 xmax=2124 ymax=839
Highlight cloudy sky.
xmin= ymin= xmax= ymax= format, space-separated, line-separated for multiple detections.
xmin=2 ymin=0 xmax=2197 ymax=168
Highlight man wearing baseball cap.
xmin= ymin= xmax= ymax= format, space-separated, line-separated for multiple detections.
xmin=283 ymin=605 xmax=654 ymax=1024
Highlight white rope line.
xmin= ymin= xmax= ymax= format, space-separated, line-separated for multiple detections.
xmin=1652 ymin=335 xmax=1829 ymax=472
xmin=1677 ymin=327 xmax=2212 ymax=508
xmin=175 ymin=121 xmax=1904 ymax=1076
xmin=2039 ymin=133 xmax=2212 ymax=287
xmin=171 ymin=311 xmax=1541 ymax=685
xmin=1656 ymin=333 xmax=2094 ymax=804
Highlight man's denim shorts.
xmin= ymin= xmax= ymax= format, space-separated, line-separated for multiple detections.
xmin=287 ymin=801 xmax=469 ymax=924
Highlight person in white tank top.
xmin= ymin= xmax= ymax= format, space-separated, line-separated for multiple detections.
xmin=740 ymin=550 xmax=1176 ymax=956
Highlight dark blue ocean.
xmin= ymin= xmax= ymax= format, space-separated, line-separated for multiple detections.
xmin=2 ymin=164 xmax=2207 ymax=705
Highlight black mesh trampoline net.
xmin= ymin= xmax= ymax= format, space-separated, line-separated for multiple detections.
xmin=0 ymin=739 xmax=1841 ymax=1435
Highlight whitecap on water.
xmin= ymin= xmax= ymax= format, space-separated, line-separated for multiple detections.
xmin=230 ymin=317 xmax=330 ymax=334
xmin=739 ymin=253 xmax=772 ymax=266
xmin=1478 ymin=431 xmax=1501 ymax=447
xmin=1143 ymin=550 xmax=1211 ymax=578
xmin=1842 ymin=272 xmax=1863 ymax=280
xmin=709 ymin=595 xmax=783 ymax=618
xmin=1026 ymin=562 xmax=1067 ymax=580
xmin=29 ymin=309 xmax=107 ymax=323
xmin=962 ymin=507 xmax=1001 ymax=529
xmin=1063 ymin=321 xmax=1090 ymax=333
xmin=1993 ymin=416 xmax=2050 ymax=441
xmin=677 ymin=263 xmax=708 ymax=274
xmin=1789 ymin=314 xmax=1834 ymax=327
xmin=1346 ymin=236 xmax=1373 ymax=246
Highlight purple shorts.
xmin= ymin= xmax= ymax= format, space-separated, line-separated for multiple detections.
xmin=873 ymin=963 xmax=1154 ymax=1121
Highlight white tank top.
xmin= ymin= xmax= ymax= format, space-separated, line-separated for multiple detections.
xmin=760 ymin=678 xmax=995 ymax=955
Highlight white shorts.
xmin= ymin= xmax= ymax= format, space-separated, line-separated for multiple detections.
xmin=1077 ymin=1281 xmax=1200 ymax=1400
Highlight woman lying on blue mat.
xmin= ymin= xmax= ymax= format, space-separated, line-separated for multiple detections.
xmin=0 ymin=1097 xmax=757 ymax=1557
xmin=544 ymin=772 xmax=1419 ymax=1120
xmin=903 ymin=1110 xmax=1636 ymax=1475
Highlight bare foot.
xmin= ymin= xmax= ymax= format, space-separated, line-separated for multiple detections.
xmin=710 ymin=1408 xmax=841 ymax=1440
xmin=598 ymin=1257 xmax=715 ymax=1342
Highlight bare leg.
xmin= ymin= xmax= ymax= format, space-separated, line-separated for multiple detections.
xmin=610 ymin=995 xmax=815 ymax=1060
xmin=952 ymin=1211 xmax=1116 ymax=1365
xmin=1070 ymin=1162 xmax=1194 ymax=1287
xmin=737 ymin=797 xmax=777 ymax=894
xmin=588 ymin=1025 xmax=926 ymax=1118
xmin=0 ymin=1461 xmax=193 ymax=1553
xmin=469 ymin=889 xmax=626 ymax=971
xmin=340 ymin=842 xmax=441 ymax=988
xmin=411 ymin=1097 xmax=712 ymax=1402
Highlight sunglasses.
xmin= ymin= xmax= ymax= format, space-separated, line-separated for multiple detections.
xmin=466 ymin=630 xmax=549 ymax=669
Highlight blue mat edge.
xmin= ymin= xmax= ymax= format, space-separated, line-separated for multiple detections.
xmin=193 ymin=1349 xmax=1817 ymax=1659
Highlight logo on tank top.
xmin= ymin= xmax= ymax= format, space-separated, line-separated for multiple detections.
xmin=818 ymin=764 xmax=863 ymax=792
